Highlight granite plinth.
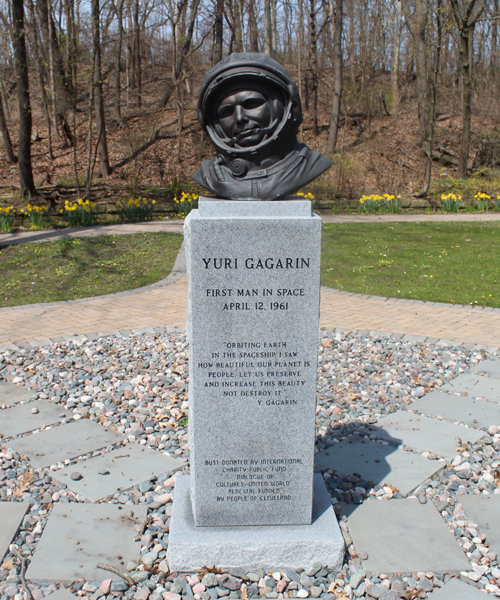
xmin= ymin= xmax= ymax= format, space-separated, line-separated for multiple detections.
xmin=198 ymin=199 xmax=312 ymax=217
xmin=167 ymin=474 xmax=344 ymax=571
xmin=184 ymin=200 xmax=322 ymax=526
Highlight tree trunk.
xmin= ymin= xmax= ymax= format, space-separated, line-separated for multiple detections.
xmin=214 ymin=0 xmax=224 ymax=62
xmin=26 ymin=0 xmax=54 ymax=161
xmin=297 ymin=0 xmax=304 ymax=142
xmin=457 ymin=25 xmax=472 ymax=178
xmin=348 ymin=0 xmax=355 ymax=91
xmin=158 ymin=0 xmax=201 ymax=107
xmin=448 ymin=0 xmax=487 ymax=178
xmin=92 ymin=0 xmax=111 ymax=178
xmin=327 ymin=0 xmax=342 ymax=153
xmin=233 ymin=0 xmax=244 ymax=52
xmin=492 ymin=0 xmax=499 ymax=76
xmin=309 ymin=0 xmax=318 ymax=135
xmin=417 ymin=0 xmax=442 ymax=196
xmin=248 ymin=0 xmax=259 ymax=51
xmin=271 ymin=0 xmax=277 ymax=57
xmin=0 ymin=89 xmax=17 ymax=164
xmin=391 ymin=0 xmax=402 ymax=114
xmin=264 ymin=0 xmax=272 ymax=56
xmin=114 ymin=0 xmax=125 ymax=124
xmin=46 ymin=0 xmax=62 ymax=142
xmin=402 ymin=0 xmax=430 ymax=139
xmin=133 ymin=0 xmax=141 ymax=107
xmin=12 ymin=0 xmax=35 ymax=195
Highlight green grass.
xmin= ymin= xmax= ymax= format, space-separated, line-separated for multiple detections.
xmin=321 ymin=222 xmax=500 ymax=307
xmin=0 ymin=233 xmax=183 ymax=307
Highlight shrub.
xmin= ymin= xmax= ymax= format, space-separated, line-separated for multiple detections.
xmin=439 ymin=193 xmax=463 ymax=213
xmin=0 ymin=207 xmax=16 ymax=232
xmin=474 ymin=192 xmax=491 ymax=211
xmin=60 ymin=199 xmax=98 ymax=227
xmin=173 ymin=192 xmax=198 ymax=218
xmin=357 ymin=194 xmax=402 ymax=214
xmin=116 ymin=197 xmax=155 ymax=222
xmin=21 ymin=204 xmax=50 ymax=229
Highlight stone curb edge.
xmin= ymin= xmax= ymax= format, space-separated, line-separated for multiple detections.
xmin=0 ymin=326 xmax=498 ymax=355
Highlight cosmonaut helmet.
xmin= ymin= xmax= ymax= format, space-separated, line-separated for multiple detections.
xmin=197 ymin=53 xmax=303 ymax=159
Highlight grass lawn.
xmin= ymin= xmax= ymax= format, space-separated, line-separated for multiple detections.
xmin=0 ymin=233 xmax=183 ymax=308
xmin=321 ymin=222 xmax=500 ymax=308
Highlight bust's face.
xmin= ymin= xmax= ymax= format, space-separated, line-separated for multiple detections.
xmin=216 ymin=90 xmax=271 ymax=147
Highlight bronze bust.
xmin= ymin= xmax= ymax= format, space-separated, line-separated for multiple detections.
xmin=193 ymin=53 xmax=333 ymax=200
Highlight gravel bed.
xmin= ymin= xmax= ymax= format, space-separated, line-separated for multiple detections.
xmin=0 ymin=330 xmax=499 ymax=599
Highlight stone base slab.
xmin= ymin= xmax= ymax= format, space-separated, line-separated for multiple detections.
xmin=167 ymin=474 xmax=344 ymax=571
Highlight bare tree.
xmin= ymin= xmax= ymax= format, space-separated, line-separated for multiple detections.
xmin=417 ymin=0 xmax=442 ymax=195
xmin=92 ymin=0 xmax=112 ymax=177
xmin=0 ymin=86 xmax=17 ymax=164
xmin=391 ymin=0 xmax=402 ymax=113
xmin=12 ymin=0 xmax=35 ymax=196
xmin=402 ymin=0 xmax=431 ymax=139
xmin=213 ymin=0 xmax=224 ymax=62
xmin=327 ymin=0 xmax=342 ymax=153
xmin=448 ymin=0 xmax=487 ymax=177
xmin=114 ymin=0 xmax=125 ymax=125
xmin=248 ymin=0 xmax=259 ymax=51
xmin=309 ymin=0 xmax=319 ymax=135
xmin=158 ymin=0 xmax=201 ymax=107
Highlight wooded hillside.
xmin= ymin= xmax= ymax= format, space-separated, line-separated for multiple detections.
xmin=0 ymin=0 xmax=497 ymax=204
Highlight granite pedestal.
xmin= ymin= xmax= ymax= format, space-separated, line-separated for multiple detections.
xmin=168 ymin=199 xmax=344 ymax=570
xmin=184 ymin=200 xmax=323 ymax=527
xmin=167 ymin=473 xmax=344 ymax=571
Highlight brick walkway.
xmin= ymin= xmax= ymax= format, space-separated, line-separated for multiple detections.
xmin=0 ymin=214 xmax=499 ymax=350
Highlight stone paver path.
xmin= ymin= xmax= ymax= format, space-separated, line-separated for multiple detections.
xmin=0 ymin=502 xmax=29 ymax=562
xmin=459 ymin=495 xmax=500 ymax=558
xmin=429 ymin=578 xmax=489 ymax=599
xmin=442 ymin=373 xmax=500 ymax=401
xmin=315 ymin=437 xmax=445 ymax=496
xmin=54 ymin=445 xmax=184 ymax=502
xmin=346 ymin=498 xmax=470 ymax=573
xmin=1 ymin=216 xmax=499 ymax=349
xmin=26 ymin=503 xmax=147 ymax=581
xmin=1 ymin=272 xmax=499 ymax=349
xmin=8 ymin=420 xmax=125 ymax=468
xmin=0 ymin=400 xmax=70 ymax=437
xmin=365 ymin=412 xmax=485 ymax=458
xmin=0 ymin=381 xmax=34 ymax=405
xmin=411 ymin=391 xmax=500 ymax=429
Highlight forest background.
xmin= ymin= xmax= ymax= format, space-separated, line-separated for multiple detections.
xmin=0 ymin=0 xmax=498 ymax=210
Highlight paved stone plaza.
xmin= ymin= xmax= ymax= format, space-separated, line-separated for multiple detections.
xmin=1 ymin=217 xmax=500 ymax=599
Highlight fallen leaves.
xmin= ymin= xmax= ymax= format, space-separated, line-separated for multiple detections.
xmin=197 ymin=566 xmax=224 ymax=577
